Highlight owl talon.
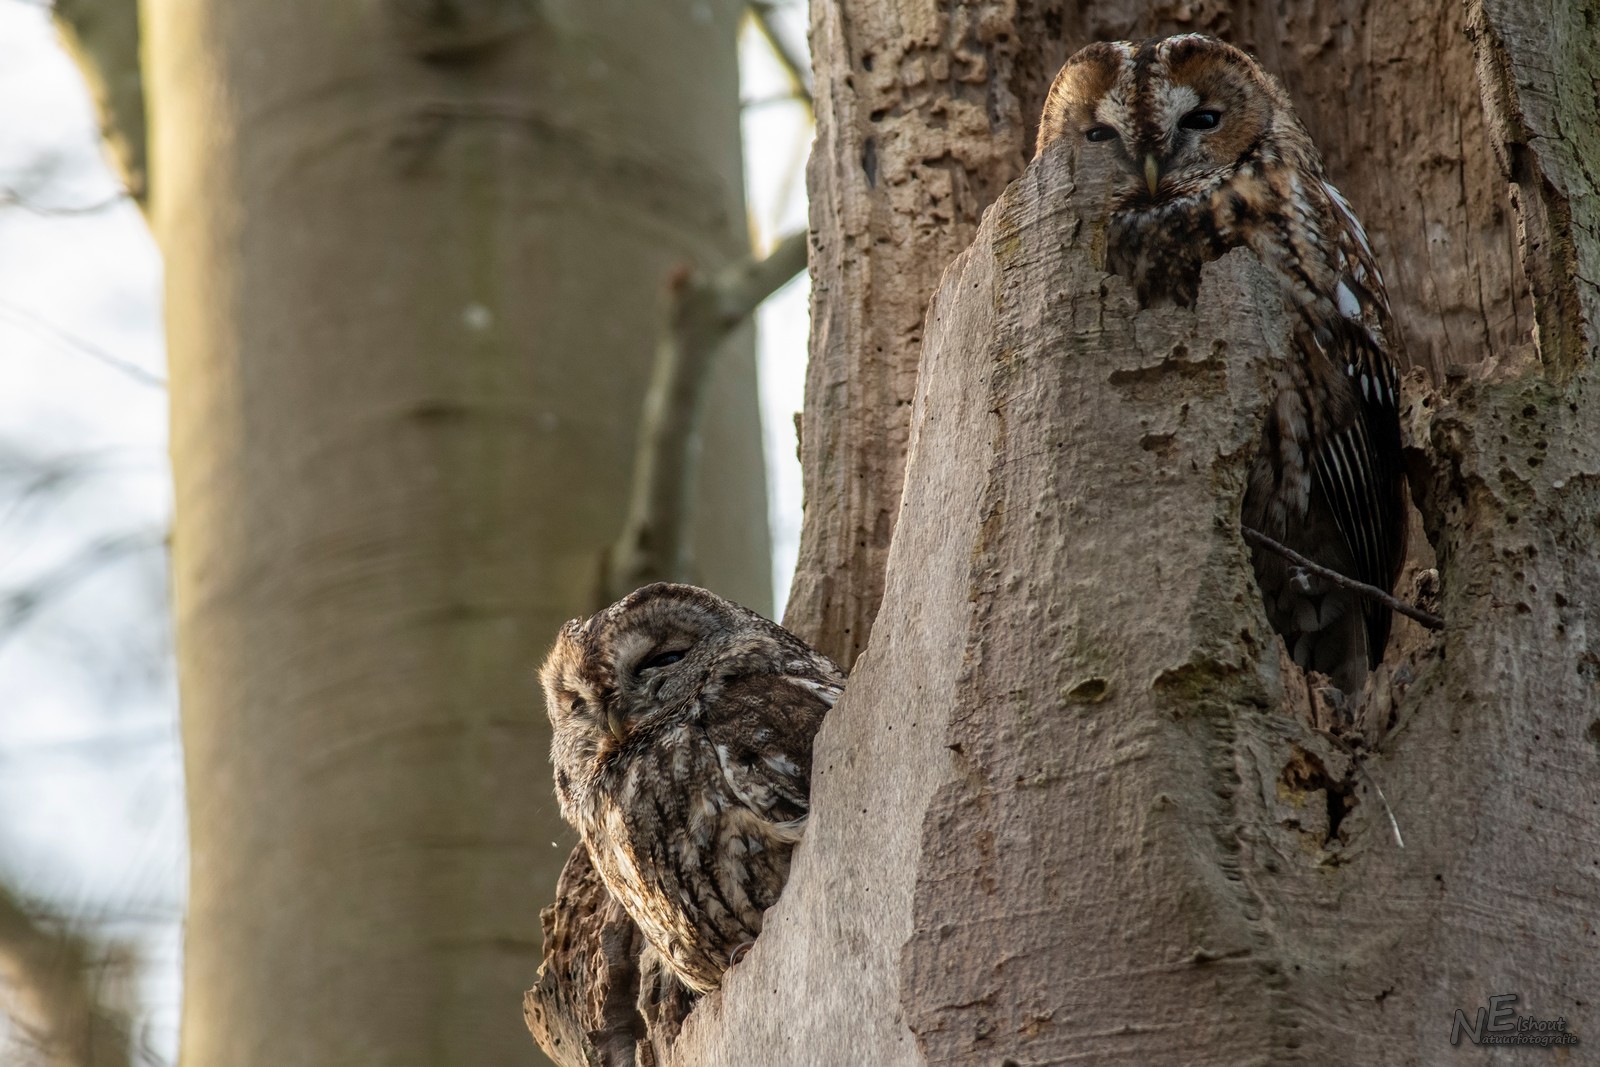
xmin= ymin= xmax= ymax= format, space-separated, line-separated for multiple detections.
xmin=728 ymin=941 xmax=756 ymax=968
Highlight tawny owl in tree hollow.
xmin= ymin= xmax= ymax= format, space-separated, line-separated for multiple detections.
xmin=541 ymin=582 xmax=845 ymax=993
xmin=1036 ymin=34 xmax=1408 ymax=692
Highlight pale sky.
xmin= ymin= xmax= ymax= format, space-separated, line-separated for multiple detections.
xmin=0 ymin=3 xmax=810 ymax=1059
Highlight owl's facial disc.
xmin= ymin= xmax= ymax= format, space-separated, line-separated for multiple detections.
xmin=593 ymin=623 xmax=703 ymax=742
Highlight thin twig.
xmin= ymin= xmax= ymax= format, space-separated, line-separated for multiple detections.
xmin=0 ymin=186 xmax=129 ymax=216
xmin=605 ymin=231 xmax=808 ymax=602
xmin=0 ymin=530 xmax=166 ymax=653
xmin=1241 ymin=525 xmax=1444 ymax=631
xmin=1317 ymin=729 xmax=1405 ymax=849
xmin=749 ymin=2 xmax=812 ymax=106
xmin=0 ymin=298 xmax=167 ymax=389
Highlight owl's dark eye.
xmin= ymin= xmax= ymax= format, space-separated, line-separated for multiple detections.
xmin=638 ymin=649 xmax=687 ymax=673
xmin=1179 ymin=109 xmax=1222 ymax=131
xmin=1084 ymin=125 xmax=1117 ymax=143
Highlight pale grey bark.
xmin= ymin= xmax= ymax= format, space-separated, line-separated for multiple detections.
xmin=530 ymin=0 xmax=1594 ymax=1061
xmin=659 ymin=0 xmax=1599 ymax=1060
xmin=786 ymin=0 xmax=1527 ymax=670
xmin=670 ymin=92 xmax=1600 ymax=1062
xmin=141 ymin=1 xmax=769 ymax=1065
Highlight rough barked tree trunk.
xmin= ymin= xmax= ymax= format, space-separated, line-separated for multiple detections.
xmin=788 ymin=0 xmax=1526 ymax=668
xmin=663 ymin=0 xmax=1597 ymax=1063
xmin=137 ymin=1 xmax=770 ymax=1065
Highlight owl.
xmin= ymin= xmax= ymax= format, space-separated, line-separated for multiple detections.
xmin=540 ymin=582 xmax=845 ymax=994
xmin=1036 ymin=34 xmax=1408 ymax=692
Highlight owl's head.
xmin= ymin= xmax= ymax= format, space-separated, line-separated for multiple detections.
xmin=540 ymin=583 xmax=795 ymax=802
xmin=1036 ymin=34 xmax=1296 ymax=204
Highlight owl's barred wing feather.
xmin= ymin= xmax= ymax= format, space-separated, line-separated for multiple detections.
xmin=1314 ymin=179 xmax=1408 ymax=665
xmin=699 ymin=672 xmax=834 ymax=827
xmin=1311 ymin=321 xmax=1408 ymax=667
xmin=541 ymin=582 xmax=844 ymax=994
xmin=1035 ymin=35 xmax=1409 ymax=690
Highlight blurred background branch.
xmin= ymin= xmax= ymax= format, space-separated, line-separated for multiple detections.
xmin=0 ymin=884 xmax=138 ymax=1067
xmin=604 ymin=230 xmax=808 ymax=603
xmin=749 ymin=2 xmax=811 ymax=107
xmin=49 ymin=0 xmax=146 ymax=208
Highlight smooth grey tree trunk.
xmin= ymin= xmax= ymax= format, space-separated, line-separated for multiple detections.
xmin=133 ymin=2 xmax=771 ymax=1065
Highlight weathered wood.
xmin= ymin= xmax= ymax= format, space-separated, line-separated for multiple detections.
xmin=675 ymin=141 xmax=1311 ymax=1066
xmin=1465 ymin=0 xmax=1600 ymax=378
xmin=669 ymin=87 xmax=1600 ymax=1064
xmin=530 ymin=4 xmax=1600 ymax=1062
xmin=787 ymin=0 xmax=1522 ymax=672
xmin=524 ymin=847 xmax=694 ymax=1067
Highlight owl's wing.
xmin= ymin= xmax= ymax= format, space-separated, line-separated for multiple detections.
xmin=1313 ymin=180 xmax=1409 ymax=664
xmin=698 ymin=667 xmax=839 ymax=827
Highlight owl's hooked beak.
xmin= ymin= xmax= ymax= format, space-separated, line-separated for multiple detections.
xmin=1143 ymin=153 xmax=1161 ymax=196
xmin=606 ymin=706 xmax=628 ymax=743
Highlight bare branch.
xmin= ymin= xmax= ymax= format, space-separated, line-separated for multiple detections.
xmin=0 ymin=298 xmax=167 ymax=389
xmin=50 ymin=0 xmax=148 ymax=210
xmin=0 ymin=530 xmax=166 ymax=654
xmin=1240 ymin=526 xmax=1445 ymax=631
xmin=0 ymin=884 xmax=135 ymax=1067
xmin=603 ymin=231 xmax=808 ymax=602
xmin=749 ymin=2 xmax=812 ymax=107
xmin=0 ymin=186 xmax=130 ymax=217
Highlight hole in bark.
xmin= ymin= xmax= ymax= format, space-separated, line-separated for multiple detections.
xmin=1063 ymin=677 xmax=1109 ymax=703
xmin=1279 ymin=745 xmax=1357 ymax=847
xmin=1586 ymin=720 xmax=1600 ymax=746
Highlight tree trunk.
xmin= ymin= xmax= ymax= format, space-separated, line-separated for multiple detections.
xmin=669 ymin=0 xmax=1598 ymax=1063
xmin=142 ymin=1 xmax=770 ymax=1064
xmin=788 ymin=0 xmax=1527 ymax=667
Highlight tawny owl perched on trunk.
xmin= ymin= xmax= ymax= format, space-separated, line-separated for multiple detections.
xmin=1036 ymin=34 xmax=1408 ymax=692
xmin=540 ymin=583 xmax=844 ymax=994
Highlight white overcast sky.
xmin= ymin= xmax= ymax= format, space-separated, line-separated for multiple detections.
xmin=0 ymin=2 xmax=810 ymax=1059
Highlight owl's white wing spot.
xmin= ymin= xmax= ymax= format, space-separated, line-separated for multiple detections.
xmin=1335 ymin=280 xmax=1362 ymax=321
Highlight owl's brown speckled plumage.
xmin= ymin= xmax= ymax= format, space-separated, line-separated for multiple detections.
xmin=1037 ymin=34 xmax=1408 ymax=692
xmin=541 ymin=583 xmax=844 ymax=994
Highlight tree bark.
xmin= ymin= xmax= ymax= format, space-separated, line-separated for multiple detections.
xmin=788 ymin=0 xmax=1526 ymax=667
xmin=143 ymin=1 xmax=770 ymax=1064
xmin=666 ymin=0 xmax=1599 ymax=1063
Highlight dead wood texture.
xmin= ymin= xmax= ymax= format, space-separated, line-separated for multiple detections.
xmin=671 ymin=116 xmax=1600 ymax=1067
xmin=787 ymin=0 xmax=1524 ymax=670
xmin=527 ymin=2 xmax=1596 ymax=1062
